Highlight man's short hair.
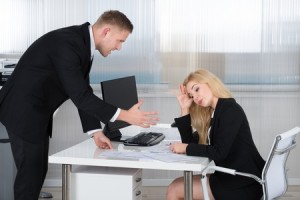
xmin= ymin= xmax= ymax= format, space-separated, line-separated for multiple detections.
xmin=96 ymin=10 xmax=133 ymax=33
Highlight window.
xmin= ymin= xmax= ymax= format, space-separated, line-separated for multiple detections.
xmin=0 ymin=0 xmax=299 ymax=86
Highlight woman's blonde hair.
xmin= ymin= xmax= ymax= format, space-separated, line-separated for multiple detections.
xmin=183 ymin=69 xmax=232 ymax=144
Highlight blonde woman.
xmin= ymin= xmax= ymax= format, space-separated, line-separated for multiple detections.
xmin=167 ymin=69 xmax=265 ymax=200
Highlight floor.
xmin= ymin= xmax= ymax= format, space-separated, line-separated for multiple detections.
xmin=40 ymin=185 xmax=300 ymax=200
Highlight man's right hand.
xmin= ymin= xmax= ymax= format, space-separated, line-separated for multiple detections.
xmin=118 ymin=99 xmax=159 ymax=128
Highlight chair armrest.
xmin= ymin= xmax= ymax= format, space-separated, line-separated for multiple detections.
xmin=202 ymin=165 xmax=236 ymax=176
xmin=203 ymin=165 xmax=262 ymax=183
xmin=201 ymin=165 xmax=263 ymax=200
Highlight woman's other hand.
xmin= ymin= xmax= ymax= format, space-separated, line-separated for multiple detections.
xmin=170 ymin=142 xmax=188 ymax=154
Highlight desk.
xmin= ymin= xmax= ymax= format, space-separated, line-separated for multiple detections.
xmin=49 ymin=124 xmax=210 ymax=200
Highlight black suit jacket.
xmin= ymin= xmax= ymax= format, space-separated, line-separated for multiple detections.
xmin=0 ymin=22 xmax=117 ymax=143
xmin=175 ymin=98 xmax=265 ymax=191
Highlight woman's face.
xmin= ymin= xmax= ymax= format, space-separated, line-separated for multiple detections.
xmin=186 ymin=80 xmax=217 ymax=109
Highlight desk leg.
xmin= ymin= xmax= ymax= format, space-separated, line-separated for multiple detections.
xmin=184 ymin=171 xmax=193 ymax=200
xmin=62 ymin=164 xmax=71 ymax=200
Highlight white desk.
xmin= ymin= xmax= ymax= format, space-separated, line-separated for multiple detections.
xmin=49 ymin=124 xmax=210 ymax=200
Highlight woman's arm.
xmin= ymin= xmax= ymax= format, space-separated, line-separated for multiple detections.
xmin=175 ymin=114 xmax=199 ymax=143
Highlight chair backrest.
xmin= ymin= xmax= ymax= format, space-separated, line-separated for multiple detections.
xmin=261 ymin=127 xmax=300 ymax=200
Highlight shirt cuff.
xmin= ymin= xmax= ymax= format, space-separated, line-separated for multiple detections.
xmin=87 ymin=129 xmax=102 ymax=136
xmin=110 ymin=108 xmax=120 ymax=122
xmin=87 ymin=108 xmax=120 ymax=136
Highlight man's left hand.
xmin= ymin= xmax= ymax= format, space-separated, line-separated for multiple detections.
xmin=92 ymin=131 xmax=113 ymax=149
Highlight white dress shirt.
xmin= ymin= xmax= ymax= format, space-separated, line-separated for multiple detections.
xmin=87 ymin=25 xmax=120 ymax=136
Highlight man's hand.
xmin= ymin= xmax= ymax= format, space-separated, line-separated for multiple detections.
xmin=118 ymin=99 xmax=159 ymax=128
xmin=92 ymin=131 xmax=113 ymax=149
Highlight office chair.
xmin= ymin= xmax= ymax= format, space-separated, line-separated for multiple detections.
xmin=201 ymin=126 xmax=300 ymax=200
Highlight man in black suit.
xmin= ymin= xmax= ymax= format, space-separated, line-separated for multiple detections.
xmin=0 ymin=10 xmax=159 ymax=200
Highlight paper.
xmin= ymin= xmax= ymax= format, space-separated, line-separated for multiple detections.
xmin=101 ymin=150 xmax=147 ymax=160
xmin=100 ymin=148 xmax=201 ymax=163
xmin=143 ymin=152 xmax=201 ymax=162
xmin=143 ymin=141 xmax=172 ymax=153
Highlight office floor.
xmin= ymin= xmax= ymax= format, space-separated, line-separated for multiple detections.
xmin=40 ymin=186 xmax=300 ymax=200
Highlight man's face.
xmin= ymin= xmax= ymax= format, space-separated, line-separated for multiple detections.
xmin=95 ymin=26 xmax=130 ymax=57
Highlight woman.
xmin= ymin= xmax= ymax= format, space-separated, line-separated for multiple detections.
xmin=167 ymin=69 xmax=265 ymax=200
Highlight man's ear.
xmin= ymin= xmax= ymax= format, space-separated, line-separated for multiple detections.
xmin=103 ymin=27 xmax=111 ymax=36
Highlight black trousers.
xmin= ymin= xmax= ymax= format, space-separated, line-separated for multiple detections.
xmin=7 ymin=129 xmax=49 ymax=200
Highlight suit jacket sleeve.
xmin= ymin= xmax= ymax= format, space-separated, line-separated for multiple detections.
xmin=78 ymin=77 xmax=102 ymax=132
xmin=174 ymin=114 xmax=199 ymax=143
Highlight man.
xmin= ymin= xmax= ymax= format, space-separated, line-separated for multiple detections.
xmin=0 ymin=10 xmax=159 ymax=200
